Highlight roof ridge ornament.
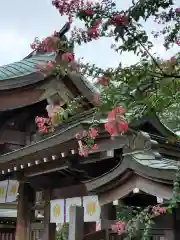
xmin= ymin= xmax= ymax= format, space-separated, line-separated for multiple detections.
xmin=25 ymin=22 xmax=71 ymax=59
xmin=123 ymin=131 xmax=161 ymax=159
xmin=59 ymin=22 xmax=71 ymax=38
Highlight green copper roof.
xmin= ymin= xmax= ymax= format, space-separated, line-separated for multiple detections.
xmin=0 ymin=53 xmax=56 ymax=81
xmin=133 ymin=153 xmax=178 ymax=170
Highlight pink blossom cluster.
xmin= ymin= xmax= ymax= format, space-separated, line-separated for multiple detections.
xmin=36 ymin=60 xmax=56 ymax=73
xmin=31 ymin=35 xmax=60 ymax=52
xmin=74 ymin=128 xmax=98 ymax=156
xmin=176 ymin=39 xmax=180 ymax=46
xmin=175 ymin=8 xmax=180 ymax=13
xmin=111 ymin=220 xmax=125 ymax=235
xmin=110 ymin=15 xmax=130 ymax=26
xmin=111 ymin=206 xmax=166 ymax=236
xmin=104 ymin=106 xmax=128 ymax=138
xmin=74 ymin=106 xmax=128 ymax=156
xmin=35 ymin=52 xmax=78 ymax=73
xmin=70 ymin=13 xmax=129 ymax=42
xmin=35 ymin=116 xmax=52 ymax=133
xmin=61 ymin=52 xmax=79 ymax=71
xmin=52 ymin=0 xmax=130 ymax=42
xmin=94 ymin=78 xmax=129 ymax=136
xmin=152 ymin=206 xmax=166 ymax=217
xmin=52 ymin=0 xmax=98 ymax=22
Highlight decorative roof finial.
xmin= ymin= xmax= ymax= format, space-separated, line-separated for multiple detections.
xmin=59 ymin=22 xmax=71 ymax=38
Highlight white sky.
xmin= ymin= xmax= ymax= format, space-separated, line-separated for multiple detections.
xmin=0 ymin=0 xmax=179 ymax=68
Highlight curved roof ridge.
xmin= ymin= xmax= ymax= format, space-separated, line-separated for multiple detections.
xmin=156 ymin=113 xmax=177 ymax=136
xmin=0 ymin=52 xmax=56 ymax=81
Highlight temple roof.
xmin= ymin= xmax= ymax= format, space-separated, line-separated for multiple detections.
xmin=0 ymin=53 xmax=56 ymax=81
xmin=0 ymin=52 xmax=56 ymax=90
xmin=132 ymin=153 xmax=178 ymax=170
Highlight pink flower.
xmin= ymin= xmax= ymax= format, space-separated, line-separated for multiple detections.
xmin=176 ymin=39 xmax=180 ymax=46
xmin=35 ymin=116 xmax=51 ymax=134
xmin=92 ymin=144 xmax=98 ymax=150
xmin=111 ymin=221 xmax=125 ymax=235
xmin=152 ymin=206 xmax=166 ymax=217
xmin=105 ymin=106 xmax=128 ymax=136
xmin=30 ymin=43 xmax=36 ymax=50
xmin=61 ymin=52 xmax=74 ymax=62
xmin=35 ymin=116 xmax=42 ymax=123
xmin=107 ymin=106 xmax=126 ymax=122
xmin=159 ymin=207 xmax=166 ymax=214
xmin=115 ymin=106 xmax=126 ymax=115
xmin=87 ymin=27 xmax=99 ymax=39
xmin=110 ymin=15 xmax=129 ymax=26
xmin=104 ymin=122 xmax=118 ymax=136
xmin=39 ymin=126 xmax=48 ymax=133
xmin=46 ymin=61 xmax=56 ymax=70
xmin=79 ymin=144 xmax=89 ymax=157
xmin=85 ymin=9 xmax=94 ymax=16
xmin=118 ymin=120 xmax=128 ymax=133
xmin=89 ymin=128 xmax=98 ymax=138
xmin=42 ymin=36 xmax=59 ymax=52
xmin=175 ymin=8 xmax=180 ymax=13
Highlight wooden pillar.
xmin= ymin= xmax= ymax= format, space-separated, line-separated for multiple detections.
xmin=68 ymin=206 xmax=84 ymax=240
xmin=40 ymin=189 xmax=56 ymax=240
xmin=173 ymin=208 xmax=180 ymax=240
xmin=15 ymin=182 xmax=32 ymax=240
xmin=100 ymin=203 xmax=116 ymax=229
xmin=164 ymin=230 xmax=174 ymax=240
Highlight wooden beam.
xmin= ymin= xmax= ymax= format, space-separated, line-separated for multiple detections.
xmin=24 ymin=151 xmax=113 ymax=178
xmin=29 ymin=175 xmax=78 ymax=190
xmin=52 ymin=183 xmax=87 ymax=199
xmin=0 ymin=202 xmax=17 ymax=209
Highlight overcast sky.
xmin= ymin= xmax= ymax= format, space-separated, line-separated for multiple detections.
xmin=0 ymin=0 xmax=179 ymax=68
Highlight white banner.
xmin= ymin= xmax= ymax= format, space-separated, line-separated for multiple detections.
xmin=50 ymin=199 xmax=65 ymax=223
xmin=0 ymin=180 xmax=8 ymax=203
xmin=65 ymin=197 xmax=82 ymax=222
xmin=83 ymin=195 xmax=100 ymax=222
xmin=6 ymin=180 xmax=19 ymax=203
